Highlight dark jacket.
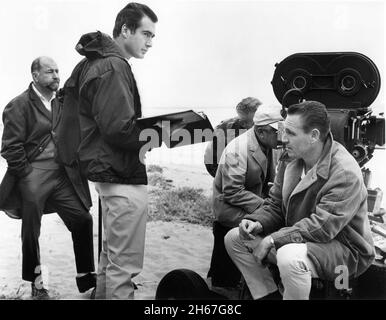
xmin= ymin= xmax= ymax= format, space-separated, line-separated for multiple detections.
xmin=57 ymin=31 xmax=147 ymax=185
xmin=245 ymin=134 xmax=375 ymax=280
xmin=0 ymin=84 xmax=92 ymax=218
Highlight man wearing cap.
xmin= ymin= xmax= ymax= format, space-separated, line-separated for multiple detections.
xmin=207 ymin=104 xmax=283 ymax=291
xmin=204 ymin=97 xmax=262 ymax=177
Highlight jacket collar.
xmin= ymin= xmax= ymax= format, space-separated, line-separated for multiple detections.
xmin=315 ymin=132 xmax=334 ymax=180
xmin=31 ymin=83 xmax=56 ymax=104
xmin=28 ymin=82 xmax=60 ymax=126
xmin=247 ymin=128 xmax=268 ymax=177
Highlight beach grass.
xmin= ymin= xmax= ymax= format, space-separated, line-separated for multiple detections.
xmin=147 ymin=164 xmax=164 ymax=174
xmin=147 ymin=169 xmax=213 ymax=227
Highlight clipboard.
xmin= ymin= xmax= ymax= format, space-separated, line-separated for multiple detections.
xmin=137 ymin=110 xmax=214 ymax=148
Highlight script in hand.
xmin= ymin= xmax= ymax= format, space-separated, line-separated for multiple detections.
xmin=137 ymin=110 xmax=214 ymax=148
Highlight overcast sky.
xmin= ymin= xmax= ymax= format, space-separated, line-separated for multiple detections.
xmin=0 ymin=0 xmax=384 ymax=123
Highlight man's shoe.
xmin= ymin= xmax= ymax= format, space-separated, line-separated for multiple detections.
xmin=31 ymin=283 xmax=50 ymax=300
xmin=76 ymin=273 xmax=97 ymax=293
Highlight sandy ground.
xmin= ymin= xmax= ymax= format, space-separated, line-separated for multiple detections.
xmin=1 ymin=150 xmax=385 ymax=300
xmin=0 ymin=162 xmax=214 ymax=300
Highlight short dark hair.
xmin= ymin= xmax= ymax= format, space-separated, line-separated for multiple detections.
xmin=113 ymin=2 xmax=158 ymax=38
xmin=287 ymin=101 xmax=331 ymax=141
xmin=31 ymin=57 xmax=41 ymax=73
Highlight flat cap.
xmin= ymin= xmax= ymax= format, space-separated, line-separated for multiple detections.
xmin=253 ymin=104 xmax=283 ymax=129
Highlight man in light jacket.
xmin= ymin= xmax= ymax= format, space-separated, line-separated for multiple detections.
xmin=208 ymin=105 xmax=283 ymax=288
xmin=225 ymin=101 xmax=375 ymax=300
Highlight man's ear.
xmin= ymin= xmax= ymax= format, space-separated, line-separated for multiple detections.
xmin=121 ymin=24 xmax=130 ymax=38
xmin=310 ymin=128 xmax=320 ymax=143
xmin=32 ymin=72 xmax=39 ymax=82
xmin=254 ymin=126 xmax=264 ymax=138
xmin=121 ymin=24 xmax=135 ymax=38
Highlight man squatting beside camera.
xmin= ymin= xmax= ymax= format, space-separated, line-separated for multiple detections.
xmin=58 ymin=3 xmax=158 ymax=299
xmin=208 ymin=105 xmax=283 ymax=289
xmin=0 ymin=57 xmax=96 ymax=299
xmin=225 ymin=101 xmax=375 ymax=300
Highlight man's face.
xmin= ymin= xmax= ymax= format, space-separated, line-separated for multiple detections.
xmin=33 ymin=58 xmax=60 ymax=92
xmin=256 ymin=125 xmax=279 ymax=149
xmin=264 ymin=126 xmax=279 ymax=149
xmin=124 ymin=15 xmax=156 ymax=59
xmin=282 ymin=114 xmax=312 ymax=159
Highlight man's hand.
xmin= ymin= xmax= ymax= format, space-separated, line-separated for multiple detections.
xmin=252 ymin=236 xmax=274 ymax=264
xmin=239 ymin=219 xmax=263 ymax=240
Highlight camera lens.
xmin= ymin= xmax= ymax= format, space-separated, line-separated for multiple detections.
xmin=341 ymin=75 xmax=356 ymax=92
xmin=336 ymin=68 xmax=361 ymax=96
xmin=292 ymin=76 xmax=307 ymax=90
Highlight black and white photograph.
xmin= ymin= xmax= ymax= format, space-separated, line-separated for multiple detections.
xmin=0 ymin=0 xmax=385 ymax=306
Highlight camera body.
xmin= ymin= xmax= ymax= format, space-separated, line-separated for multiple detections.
xmin=271 ymin=52 xmax=385 ymax=167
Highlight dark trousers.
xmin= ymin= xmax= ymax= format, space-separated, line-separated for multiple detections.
xmin=207 ymin=221 xmax=241 ymax=287
xmin=18 ymin=167 xmax=95 ymax=282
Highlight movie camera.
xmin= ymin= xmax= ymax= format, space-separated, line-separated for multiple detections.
xmin=271 ymin=52 xmax=385 ymax=168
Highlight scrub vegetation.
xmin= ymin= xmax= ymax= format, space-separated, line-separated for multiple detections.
xmin=147 ymin=165 xmax=213 ymax=227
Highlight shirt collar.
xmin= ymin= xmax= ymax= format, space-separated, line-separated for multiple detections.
xmin=32 ymin=83 xmax=56 ymax=103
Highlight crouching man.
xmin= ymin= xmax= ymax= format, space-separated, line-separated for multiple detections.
xmin=208 ymin=105 xmax=283 ymax=289
xmin=224 ymin=101 xmax=375 ymax=300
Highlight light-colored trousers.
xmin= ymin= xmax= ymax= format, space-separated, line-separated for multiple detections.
xmin=94 ymin=182 xmax=148 ymax=300
xmin=224 ymin=227 xmax=319 ymax=300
